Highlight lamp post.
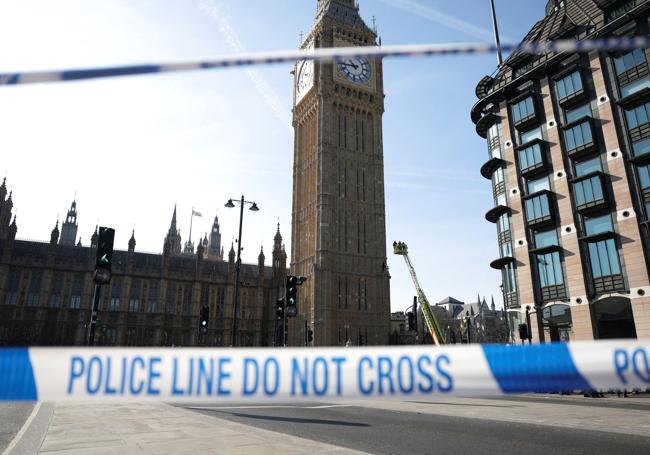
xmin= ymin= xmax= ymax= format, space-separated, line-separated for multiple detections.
xmin=225 ymin=195 xmax=259 ymax=347
xmin=465 ymin=310 xmax=471 ymax=344
xmin=525 ymin=305 xmax=533 ymax=345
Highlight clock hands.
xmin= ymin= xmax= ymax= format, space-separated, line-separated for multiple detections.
xmin=339 ymin=60 xmax=359 ymax=70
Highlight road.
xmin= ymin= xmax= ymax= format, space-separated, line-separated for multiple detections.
xmin=182 ymin=396 xmax=650 ymax=455
xmin=0 ymin=402 xmax=34 ymax=453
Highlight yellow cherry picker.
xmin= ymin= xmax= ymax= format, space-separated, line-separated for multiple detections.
xmin=393 ymin=241 xmax=445 ymax=345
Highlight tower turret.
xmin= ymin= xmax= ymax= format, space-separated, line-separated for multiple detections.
xmin=228 ymin=242 xmax=236 ymax=266
xmin=128 ymin=230 xmax=136 ymax=253
xmin=272 ymin=224 xmax=287 ymax=273
xmin=208 ymin=214 xmax=223 ymax=260
xmin=60 ymin=199 xmax=78 ymax=246
xmin=163 ymin=205 xmax=182 ymax=255
xmin=8 ymin=215 xmax=17 ymax=241
xmin=258 ymin=245 xmax=265 ymax=272
xmin=50 ymin=220 xmax=60 ymax=246
xmin=90 ymin=226 xmax=98 ymax=248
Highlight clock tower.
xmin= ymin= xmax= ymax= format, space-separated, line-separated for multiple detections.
xmin=291 ymin=0 xmax=390 ymax=346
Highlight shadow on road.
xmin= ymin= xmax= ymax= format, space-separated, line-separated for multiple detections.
xmin=216 ymin=411 xmax=371 ymax=427
xmin=408 ymin=401 xmax=525 ymax=408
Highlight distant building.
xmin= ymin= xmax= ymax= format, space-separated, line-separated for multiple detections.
xmin=417 ymin=297 xmax=508 ymax=344
xmin=472 ymin=0 xmax=650 ymax=341
xmin=0 ymin=184 xmax=288 ymax=347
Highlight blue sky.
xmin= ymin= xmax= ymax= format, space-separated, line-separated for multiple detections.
xmin=0 ymin=0 xmax=547 ymax=310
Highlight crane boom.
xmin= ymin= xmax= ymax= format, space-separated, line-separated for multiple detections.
xmin=393 ymin=242 xmax=445 ymax=345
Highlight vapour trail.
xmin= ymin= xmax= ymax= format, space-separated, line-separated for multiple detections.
xmin=195 ymin=0 xmax=292 ymax=134
xmin=379 ymin=0 xmax=512 ymax=42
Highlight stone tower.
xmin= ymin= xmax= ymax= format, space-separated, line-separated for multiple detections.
xmin=163 ymin=205 xmax=182 ymax=256
xmin=208 ymin=214 xmax=223 ymax=260
xmin=60 ymin=200 xmax=78 ymax=246
xmin=290 ymin=0 xmax=390 ymax=346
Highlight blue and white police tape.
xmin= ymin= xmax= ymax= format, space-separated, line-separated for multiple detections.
xmin=1 ymin=36 xmax=649 ymax=86
xmin=1 ymin=341 xmax=649 ymax=402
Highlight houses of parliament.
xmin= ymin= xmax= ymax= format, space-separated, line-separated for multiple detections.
xmin=0 ymin=0 xmax=392 ymax=347
xmin=0 ymin=178 xmax=288 ymax=346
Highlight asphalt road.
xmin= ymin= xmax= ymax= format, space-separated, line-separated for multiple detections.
xmin=183 ymin=400 xmax=650 ymax=455
xmin=0 ymin=402 xmax=34 ymax=452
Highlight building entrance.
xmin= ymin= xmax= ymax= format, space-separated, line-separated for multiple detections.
xmin=592 ymin=297 xmax=637 ymax=339
xmin=542 ymin=304 xmax=572 ymax=342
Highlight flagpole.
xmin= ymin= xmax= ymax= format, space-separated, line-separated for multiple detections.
xmin=489 ymin=0 xmax=503 ymax=67
xmin=189 ymin=207 xmax=194 ymax=245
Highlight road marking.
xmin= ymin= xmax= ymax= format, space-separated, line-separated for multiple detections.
xmin=186 ymin=404 xmax=353 ymax=411
xmin=1 ymin=402 xmax=42 ymax=455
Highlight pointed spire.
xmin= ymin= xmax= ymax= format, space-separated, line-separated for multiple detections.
xmin=491 ymin=295 xmax=496 ymax=311
xmin=171 ymin=204 xmax=178 ymax=229
xmin=8 ymin=214 xmax=17 ymax=240
xmin=50 ymin=220 xmax=59 ymax=245
xmin=76 ymin=237 xmax=82 ymax=247
xmin=228 ymin=241 xmax=236 ymax=263
xmin=90 ymin=225 xmax=98 ymax=248
xmin=0 ymin=176 xmax=6 ymax=201
xmin=128 ymin=230 xmax=136 ymax=253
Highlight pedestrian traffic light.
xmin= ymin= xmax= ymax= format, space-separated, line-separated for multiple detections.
xmin=407 ymin=311 xmax=415 ymax=331
xmin=276 ymin=299 xmax=284 ymax=320
xmin=286 ymin=276 xmax=298 ymax=316
xmin=307 ymin=328 xmax=314 ymax=343
xmin=519 ymin=323 xmax=529 ymax=341
xmin=94 ymin=227 xmax=115 ymax=284
xmin=199 ymin=305 xmax=209 ymax=333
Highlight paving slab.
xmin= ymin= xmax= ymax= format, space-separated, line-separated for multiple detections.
xmin=37 ymin=402 xmax=368 ymax=454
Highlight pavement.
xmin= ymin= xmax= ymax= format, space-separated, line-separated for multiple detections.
xmin=1 ymin=395 xmax=649 ymax=454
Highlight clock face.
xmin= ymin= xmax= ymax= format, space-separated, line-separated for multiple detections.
xmin=297 ymin=60 xmax=314 ymax=99
xmin=338 ymin=57 xmax=371 ymax=84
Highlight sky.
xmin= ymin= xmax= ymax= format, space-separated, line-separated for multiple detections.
xmin=0 ymin=0 xmax=548 ymax=311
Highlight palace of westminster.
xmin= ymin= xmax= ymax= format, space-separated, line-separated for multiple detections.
xmin=0 ymin=0 xmax=393 ymax=347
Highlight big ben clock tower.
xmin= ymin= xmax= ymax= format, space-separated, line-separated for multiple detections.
xmin=291 ymin=0 xmax=390 ymax=346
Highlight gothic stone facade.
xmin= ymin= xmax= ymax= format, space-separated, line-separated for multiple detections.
xmin=290 ymin=0 xmax=391 ymax=346
xmin=0 ymin=189 xmax=288 ymax=347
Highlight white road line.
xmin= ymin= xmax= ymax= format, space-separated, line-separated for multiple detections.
xmin=187 ymin=404 xmax=353 ymax=411
xmin=1 ymin=402 xmax=42 ymax=455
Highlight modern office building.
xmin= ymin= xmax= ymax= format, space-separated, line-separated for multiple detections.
xmin=472 ymin=0 xmax=650 ymax=341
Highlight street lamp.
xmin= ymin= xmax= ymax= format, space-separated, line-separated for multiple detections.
xmin=465 ymin=310 xmax=471 ymax=344
xmin=225 ymin=195 xmax=260 ymax=347
xmin=525 ymin=305 xmax=533 ymax=345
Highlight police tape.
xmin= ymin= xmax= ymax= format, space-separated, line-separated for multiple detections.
xmin=1 ymin=341 xmax=649 ymax=402
xmin=1 ymin=36 xmax=649 ymax=86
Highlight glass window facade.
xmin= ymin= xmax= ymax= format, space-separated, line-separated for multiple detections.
xmin=527 ymin=176 xmax=550 ymax=194
xmin=518 ymin=142 xmax=543 ymax=171
xmin=565 ymin=103 xmax=591 ymax=124
xmin=574 ymin=175 xmax=605 ymax=208
xmin=502 ymin=263 xmax=517 ymax=293
xmin=638 ymin=164 xmax=650 ymax=188
xmin=575 ymin=156 xmax=602 ymax=177
xmin=511 ymin=97 xmax=535 ymax=124
xmin=556 ymin=71 xmax=583 ymax=101
xmin=625 ymin=102 xmax=650 ymax=128
xmin=520 ymin=126 xmax=543 ymax=144
xmin=588 ymin=240 xmax=621 ymax=278
xmin=584 ymin=215 xmax=621 ymax=279
xmin=564 ymin=120 xmax=593 ymax=151
xmin=525 ymin=193 xmax=551 ymax=223
xmin=534 ymin=229 xmax=558 ymax=248
xmin=614 ymin=49 xmax=650 ymax=97
xmin=585 ymin=214 xmax=613 ymax=235
xmin=497 ymin=213 xmax=510 ymax=233
xmin=537 ymin=252 xmax=564 ymax=287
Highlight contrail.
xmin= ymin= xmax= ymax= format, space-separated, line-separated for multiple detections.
xmin=195 ymin=0 xmax=292 ymax=134
xmin=379 ymin=0 xmax=512 ymax=42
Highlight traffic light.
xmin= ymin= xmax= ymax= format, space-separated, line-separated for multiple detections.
xmin=199 ymin=305 xmax=209 ymax=334
xmin=307 ymin=328 xmax=314 ymax=343
xmin=407 ymin=311 xmax=415 ymax=331
xmin=94 ymin=227 xmax=115 ymax=284
xmin=519 ymin=323 xmax=529 ymax=341
xmin=276 ymin=299 xmax=284 ymax=320
xmin=286 ymin=276 xmax=298 ymax=317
